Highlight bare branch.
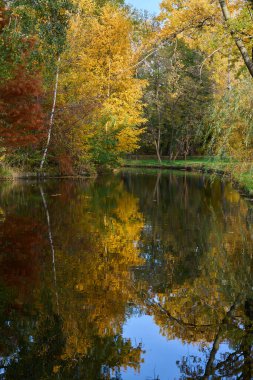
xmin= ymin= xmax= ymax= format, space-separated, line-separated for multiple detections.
xmin=199 ymin=47 xmax=222 ymax=81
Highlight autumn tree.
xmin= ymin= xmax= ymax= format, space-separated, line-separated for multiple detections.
xmin=0 ymin=5 xmax=46 ymax=160
xmin=156 ymin=0 xmax=253 ymax=164
xmin=0 ymin=0 xmax=74 ymax=168
xmin=54 ymin=0 xmax=146 ymax=173
xmin=0 ymin=65 xmax=45 ymax=155
xmin=159 ymin=0 xmax=253 ymax=78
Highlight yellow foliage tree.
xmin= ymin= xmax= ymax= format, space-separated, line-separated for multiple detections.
xmin=159 ymin=0 xmax=253 ymax=80
xmin=157 ymin=0 xmax=253 ymax=164
xmin=57 ymin=0 xmax=146 ymax=170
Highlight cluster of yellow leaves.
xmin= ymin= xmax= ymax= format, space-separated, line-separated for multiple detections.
xmin=47 ymin=179 xmax=144 ymax=358
xmin=159 ymin=0 xmax=218 ymax=38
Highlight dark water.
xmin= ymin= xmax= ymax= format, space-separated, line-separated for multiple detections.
xmin=0 ymin=169 xmax=252 ymax=380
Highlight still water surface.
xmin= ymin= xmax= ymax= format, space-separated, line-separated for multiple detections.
xmin=0 ymin=169 xmax=252 ymax=379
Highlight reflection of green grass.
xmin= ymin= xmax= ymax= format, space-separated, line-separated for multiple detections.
xmin=123 ymin=157 xmax=253 ymax=195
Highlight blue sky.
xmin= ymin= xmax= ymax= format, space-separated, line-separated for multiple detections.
xmin=127 ymin=0 xmax=160 ymax=14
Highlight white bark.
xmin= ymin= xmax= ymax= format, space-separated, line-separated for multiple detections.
xmin=40 ymin=56 xmax=61 ymax=169
xmin=40 ymin=185 xmax=59 ymax=314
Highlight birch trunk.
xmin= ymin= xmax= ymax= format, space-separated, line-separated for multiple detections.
xmin=40 ymin=185 xmax=59 ymax=314
xmin=40 ymin=56 xmax=61 ymax=169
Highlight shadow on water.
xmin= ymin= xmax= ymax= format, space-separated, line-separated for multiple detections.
xmin=0 ymin=170 xmax=252 ymax=379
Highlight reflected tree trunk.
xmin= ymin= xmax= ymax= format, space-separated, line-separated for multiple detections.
xmin=241 ymin=299 xmax=253 ymax=379
xmin=40 ymin=185 xmax=60 ymax=314
xmin=241 ymin=333 xmax=253 ymax=380
xmin=203 ymin=298 xmax=240 ymax=379
xmin=153 ymin=172 xmax=161 ymax=205
xmin=184 ymin=173 xmax=188 ymax=209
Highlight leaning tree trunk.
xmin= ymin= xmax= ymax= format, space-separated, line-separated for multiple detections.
xmin=40 ymin=56 xmax=61 ymax=170
xmin=218 ymin=0 xmax=253 ymax=78
xmin=203 ymin=298 xmax=240 ymax=379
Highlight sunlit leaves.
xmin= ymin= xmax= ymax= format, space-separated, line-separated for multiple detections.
xmin=57 ymin=1 xmax=146 ymax=169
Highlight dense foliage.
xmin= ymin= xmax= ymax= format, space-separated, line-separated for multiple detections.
xmin=0 ymin=0 xmax=253 ymax=173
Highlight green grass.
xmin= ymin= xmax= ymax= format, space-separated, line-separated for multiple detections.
xmin=0 ymin=164 xmax=14 ymax=179
xmin=123 ymin=157 xmax=253 ymax=195
xmin=234 ymin=172 xmax=253 ymax=195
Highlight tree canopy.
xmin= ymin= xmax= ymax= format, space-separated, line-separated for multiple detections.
xmin=0 ymin=0 xmax=252 ymax=172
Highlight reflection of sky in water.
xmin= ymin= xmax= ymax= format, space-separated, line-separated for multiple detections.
xmin=122 ymin=315 xmax=231 ymax=380
xmin=0 ymin=173 xmax=251 ymax=378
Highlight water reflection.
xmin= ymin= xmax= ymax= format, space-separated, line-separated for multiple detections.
xmin=0 ymin=170 xmax=252 ymax=379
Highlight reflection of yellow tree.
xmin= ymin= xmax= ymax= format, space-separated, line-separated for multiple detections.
xmin=127 ymin=175 xmax=253 ymax=378
xmin=43 ymin=179 xmax=144 ymax=361
xmin=0 ymin=178 xmax=145 ymax=378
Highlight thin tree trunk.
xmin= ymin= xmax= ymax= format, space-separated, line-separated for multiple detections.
xmin=40 ymin=185 xmax=60 ymax=314
xmin=155 ymin=59 xmax=162 ymax=164
xmin=227 ymin=49 xmax=232 ymax=91
xmin=218 ymin=0 xmax=253 ymax=78
xmin=203 ymin=298 xmax=239 ymax=379
xmin=153 ymin=172 xmax=161 ymax=204
xmin=154 ymin=137 xmax=162 ymax=163
xmin=40 ymin=56 xmax=61 ymax=169
xmin=154 ymin=108 xmax=162 ymax=164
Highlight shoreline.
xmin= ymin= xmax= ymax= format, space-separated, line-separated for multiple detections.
xmin=122 ymin=158 xmax=253 ymax=197
xmin=1 ymin=158 xmax=253 ymax=198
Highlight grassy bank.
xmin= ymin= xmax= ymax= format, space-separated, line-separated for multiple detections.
xmin=123 ymin=157 xmax=253 ymax=195
xmin=0 ymin=165 xmax=62 ymax=180
xmin=0 ymin=164 xmax=97 ymax=180
xmin=0 ymin=165 xmax=15 ymax=179
xmin=1 ymin=157 xmax=253 ymax=195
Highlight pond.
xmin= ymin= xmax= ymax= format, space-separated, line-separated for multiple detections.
xmin=0 ymin=169 xmax=252 ymax=379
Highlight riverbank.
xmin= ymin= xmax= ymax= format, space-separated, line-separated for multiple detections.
xmin=0 ymin=164 xmax=96 ymax=180
xmin=123 ymin=157 xmax=253 ymax=196
xmin=1 ymin=157 xmax=253 ymax=196
xmin=0 ymin=167 xmax=84 ymax=181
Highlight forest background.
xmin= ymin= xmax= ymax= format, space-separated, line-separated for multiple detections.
xmin=0 ymin=0 xmax=253 ymax=178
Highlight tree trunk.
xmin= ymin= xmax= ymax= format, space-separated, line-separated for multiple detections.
xmin=154 ymin=137 xmax=162 ymax=164
xmin=155 ymin=61 xmax=162 ymax=164
xmin=40 ymin=56 xmax=61 ymax=170
xmin=218 ymin=0 xmax=253 ymax=78
xmin=203 ymin=298 xmax=239 ymax=379
xmin=227 ymin=50 xmax=232 ymax=91
xmin=153 ymin=172 xmax=161 ymax=204
xmin=40 ymin=185 xmax=59 ymax=314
